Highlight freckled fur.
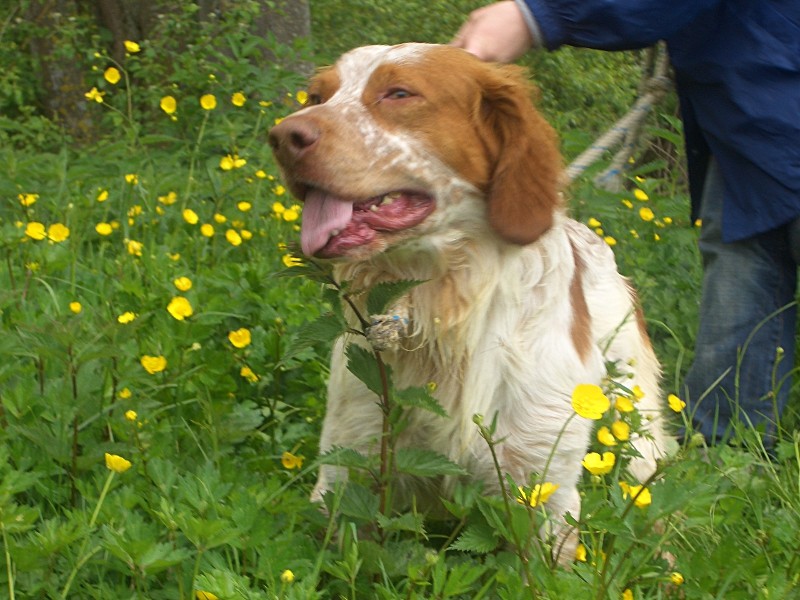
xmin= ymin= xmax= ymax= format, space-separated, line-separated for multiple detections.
xmin=270 ymin=43 xmax=669 ymax=564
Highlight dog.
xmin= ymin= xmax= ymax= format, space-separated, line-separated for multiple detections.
xmin=269 ymin=43 xmax=669 ymax=561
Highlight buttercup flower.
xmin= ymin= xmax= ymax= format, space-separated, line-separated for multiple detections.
xmin=581 ymin=451 xmax=616 ymax=475
xmin=25 ymin=222 xmax=47 ymax=240
xmin=225 ymin=229 xmax=242 ymax=246
xmin=237 ymin=201 xmax=252 ymax=212
xmin=123 ymin=40 xmax=141 ymax=53
xmin=47 ymin=223 xmax=70 ymax=242
xmin=104 ymin=67 xmax=121 ymax=84
xmin=621 ymin=199 xmax=633 ymax=209
xmin=200 ymin=223 xmax=215 ymax=237
xmin=281 ymin=451 xmax=304 ymax=470
xmin=670 ymin=572 xmax=685 ymax=585
xmin=160 ymin=95 xmax=177 ymax=115
xmin=280 ymin=569 xmax=295 ymax=584
xmin=124 ymin=173 xmax=138 ymax=185
xmin=69 ymin=302 xmax=82 ymax=314
xmin=587 ymin=217 xmax=601 ymax=228
xmin=105 ymin=453 xmax=132 ymax=473
xmin=97 ymin=189 xmax=109 ymax=202
xmin=521 ymin=482 xmax=560 ymax=508
xmin=571 ymin=384 xmax=610 ymax=420
xmin=240 ymin=365 xmax=260 ymax=383
xmin=213 ymin=213 xmax=227 ymax=223
xmin=604 ymin=236 xmax=617 ymax=247
xmin=283 ymin=206 xmax=300 ymax=222
xmin=119 ymin=387 xmax=132 ymax=399
xmin=126 ymin=239 xmax=143 ymax=257
xmin=167 ymin=296 xmax=193 ymax=321
xmin=668 ymin=393 xmax=686 ymax=413
xmin=159 ymin=191 xmax=178 ymax=205
xmin=622 ymin=589 xmax=633 ymax=600
xmin=282 ymin=254 xmax=303 ymax=268
xmin=85 ymin=87 xmax=104 ymax=103
xmin=173 ymin=277 xmax=192 ymax=292
xmin=255 ymin=169 xmax=267 ymax=179
xmin=274 ymin=185 xmax=286 ymax=196
xmin=196 ymin=592 xmax=219 ymax=600
xmin=18 ymin=193 xmax=38 ymax=206
xmin=620 ymin=481 xmax=652 ymax=508
xmin=228 ymin=328 xmax=252 ymax=348
xmin=117 ymin=311 xmax=136 ymax=324
xmin=240 ymin=229 xmax=253 ymax=241
xmin=200 ymin=94 xmax=217 ymax=110
xmin=231 ymin=92 xmax=246 ymax=106
xmin=575 ymin=544 xmax=587 ymax=562
xmin=633 ymin=189 xmax=649 ymax=201
xmin=296 ymin=90 xmax=309 ymax=105
xmin=615 ymin=395 xmax=635 ymax=413
xmin=140 ymin=354 xmax=167 ymax=374
xmin=631 ymin=385 xmax=645 ymax=400
xmin=639 ymin=207 xmax=655 ymax=222
xmin=125 ymin=410 xmax=137 ymax=421
xmin=611 ymin=420 xmax=630 ymax=441
xmin=182 ymin=209 xmax=199 ymax=225
xmin=96 ymin=222 xmax=113 ymax=236
xmin=597 ymin=426 xmax=617 ymax=446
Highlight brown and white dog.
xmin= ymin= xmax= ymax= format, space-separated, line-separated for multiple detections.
xmin=269 ymin=43 xmax=669 ymax=560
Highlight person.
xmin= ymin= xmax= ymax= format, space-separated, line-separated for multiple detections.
xmin=454 ymin=0 xmax=800 ymax=446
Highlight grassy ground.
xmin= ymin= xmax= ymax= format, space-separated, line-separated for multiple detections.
xmin=1 ymin=7 xmax=799 ymax=599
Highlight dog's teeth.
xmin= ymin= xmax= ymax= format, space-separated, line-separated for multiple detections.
xmin=370 ymin=205 xmax=380 ymax=212
xmin=330 ymin=228 xmax=341 ymax=236
xmin=380 ymin=196 xmax=395 ymax=206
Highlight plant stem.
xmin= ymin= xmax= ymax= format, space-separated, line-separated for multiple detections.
xmin=1 ymin=521 xmax=15 ymax=600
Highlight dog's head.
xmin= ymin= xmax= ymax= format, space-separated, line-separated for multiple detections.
xmin=269 ymin=43 xmax=562 ymax=260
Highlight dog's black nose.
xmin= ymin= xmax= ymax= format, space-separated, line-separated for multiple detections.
xmin=269 ymin=117 xmax=321 ymax=162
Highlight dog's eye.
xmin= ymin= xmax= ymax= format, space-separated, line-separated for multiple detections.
xmin=307 ymin=93 xmax=323 ymax=106
xmin=384 ymin=88 xmax=415 ymax=101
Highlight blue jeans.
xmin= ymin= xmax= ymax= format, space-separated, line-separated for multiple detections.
xmin=684 ymin=161 xmax=798 ymax=445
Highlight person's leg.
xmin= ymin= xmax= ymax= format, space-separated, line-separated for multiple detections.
xmin=684 ymin=161 xmax=797 ymax=445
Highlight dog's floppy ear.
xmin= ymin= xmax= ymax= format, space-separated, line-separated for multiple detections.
xmin=478 ymin=64 xmax=562 ymax=245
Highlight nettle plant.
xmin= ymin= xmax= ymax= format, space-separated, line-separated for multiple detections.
xmin=283 ymin=258 xmax=691 ymax=599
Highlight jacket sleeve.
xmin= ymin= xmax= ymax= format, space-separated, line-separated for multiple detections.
xmin=515 ymin=0 xmax=723 ymax=51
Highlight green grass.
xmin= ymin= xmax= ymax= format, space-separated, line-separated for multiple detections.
xmin=1 ymin=16 xmax=799 ymax=600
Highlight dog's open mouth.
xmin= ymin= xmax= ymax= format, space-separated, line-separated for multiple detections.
xmin=300 ymin=188 xmax=435 ymax=257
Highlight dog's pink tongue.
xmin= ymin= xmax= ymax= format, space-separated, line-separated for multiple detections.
xmin=300 ymin=190 xmax=354 ymax=256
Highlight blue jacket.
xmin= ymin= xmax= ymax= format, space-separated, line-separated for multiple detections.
xmin=517 ymin=0 xmax=800 ymax=241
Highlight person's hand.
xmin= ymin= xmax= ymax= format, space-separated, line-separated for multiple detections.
xmin=452 ymin=1 xmax=534 ymax=63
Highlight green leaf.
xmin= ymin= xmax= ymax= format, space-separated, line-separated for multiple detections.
xmin=376 ymin=511 xmax=427 ymax=536
xmin=283 ymin=312 xmax=345 ymax=361
xmin=366 ymin=279 xmax=426 ymax=316
xmin=394 ymin=448 xmax=467 ymax=478
xmin=395 ymin=386 xmax=448 ymax=418
xmin=338 ymin=483 xmax=379 ymax=520
xmin=346 ymin=343 xmax=388 ymax=395
xmin=317 ymin=447 xmax=371 ymax=470
xmin=450 ymin=521 xmax=500 ymax=554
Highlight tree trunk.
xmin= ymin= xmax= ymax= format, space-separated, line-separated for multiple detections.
xmin=253 ymin=0 xmax=312 ymax=76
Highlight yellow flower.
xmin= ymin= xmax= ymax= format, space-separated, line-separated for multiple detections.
xmin=622 ymin=589 xmax=633 ymax=600
xmin=200 ymin=94 xmax=217 ymax=110
xmin=168 ymin=252 xmax=181 ymax=261
xmin=125 ymin=410 xmax=137 ymax=421
xmin=104 ymin=67 xmax=121 ymax=84
xmin=280 ymin=569 xmax=295 ymax=584
xmin=18 ymin=193 xmax=38 ymax=206
xmin=255 ymin=170 xmax=267 ymax=179
xmin=639 ymin=207 xmax=655 ymax=222
xmin=615 ymin=395 xmax=635 ymax=413
xmin=200 ymin=223 xmax=215 ymax=237
xmin=228 ymin=327 xmax=252 ymax=348
xmin=47 ymin=223 xmax=70 ymax=242
xmin=167 ymin=296 xmax=193 ymax=321
xmin=183 ymin=209 xmax=199 ymax=225
xmin=633 ymin=189 xmax=649 ymax=201
xmin=213 ymin=213 xmax=227 ymax=223
xmin=140 ymin=354 xmax=167 ymax=374
xmin=281 ymin=451 xmax=304 ymax=470
xmin=240 ymin=365 xmax=260 ymax=383
xmin=282 ymin=254 xmax=303 ymax=268
xmin=158 ymin=191 xmax=178 ymax=205
xmin=283 ymin=207 xmax=300 ymax=222
xmin=597 ymin=426 xmax=617 ymax=446
xmin=225 ymin=229 xmax=242 ymax=246
xmin=694 ymin=218 xmax=703 ymax=228
xmin=526 ymin=482 xmax=559 ymax=508
xmin=105 ymin=453 xmax=132 ymax=473
xmin=240 ymin=229 xmax=253 ymax=241
xmin=631 ymin=385 xmax=645 ymax=400
xmin=668 ymin=393 xmax=686 ymax=413
xmin=195 ymin=592 xmax=219 ymax=600
xmin=272 ymin=201 xmax=286 ymax=215
xmin=85 ymin=87 xmax=104 ymax=103
xmin=126 ymin=239 xmax=143 ymax=257
xmin=587 ymin=217 xmax=601 ymax=228
xmin=670 ymin=572 xmax=685 ymax=586
xmin=621 ymin=198 xmax=633 ymax=209
xmin=274 ymin=185 xmax=286 ymax=196
xmin=119 ymin=387 xmax=132 ymax=399
xmin=69 ymin=302 xmax=82 ymax=314
xmin=237 ymin=201 xmax=252 ymax=212
xmin=571 ymin=384 xmax=610 ymax=420
xmin=231 ymin=92 xmax=246 ymax=106
xmin=117 ymin=311 xmax=136 ymax=324
xmin=604 ymin=236 xmax=617 ymax=247
xmin=124 ymin=173 xmax=138 ymax=185
xmin=296 ymin=90 xmax=309 ymax=105
xmin=173 ymin=277 xmax=192 ymax=292
xmin=220 ymin=155 xmax=235 ymax=171
xmin=123 ymin=40 xmax=141 ymax=53
xmin=611 ymin=420 xmax=630 ymax=441
xmin=581 ymin=451 xmax=616 ymax=476
xmin=96 ymin=189 xmax=109 ymax=202
xmin=160 ymin=95 xmax=177 ymax=115
xmin=96 ymin=222 xmax=113 ymax=236
xmin=619 ymin=481 xmax=652 ymax=508
xmin=575 ymin=543 xmax=587 ymax=562
xmin=594 ymin=227 xmax=604 ymax=236
xmin=25 ymin=222 xmax=47 ymax=240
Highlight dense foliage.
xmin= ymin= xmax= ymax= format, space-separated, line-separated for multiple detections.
xmin=0 ymin=1 xmax=797 ymax=598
